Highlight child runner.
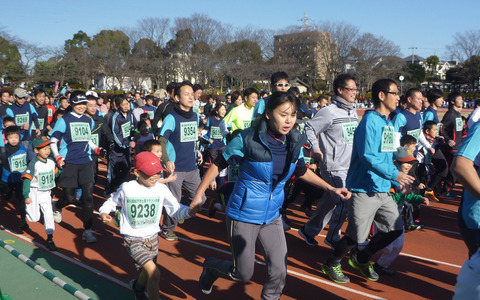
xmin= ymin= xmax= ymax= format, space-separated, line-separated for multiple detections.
xmin=0 ymin=126 xmax=28 ymax=230
xmin=373 ymin=147 xmax=429 ymax=275
xmin=99 ymin=151 xmax=197 ymax=300
xmin=22 ymin=136 xmax=59 ymax=251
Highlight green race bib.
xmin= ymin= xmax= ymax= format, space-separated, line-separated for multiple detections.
xmin=210 ymin=126 xmax=222 ymax=139
xmin=31 ymin=119 xmax=45 ymax=130
xmin=15 ymin=113 xmax=29 ymax=126
xmin=406 ymin=128 xmax=421 ymax=142
xmin=228 ymin=165 xmax=239 ymax=183
xmin=243 ymin=120 xmax=251 ymax=129
xmin=121 ymin=121 xmax=131 ymax=138
xmin=38 ymin=169 xmax=55 ymax=190
xmin=381 ymin=126 xmax=396 ymax=152
xmin=147 ymin=111 xmax=154 ymax=120
xmin=10 ymin=153 xmax=27 ymax=172
xmin=48 ymin=108 xmax=53 ymax=117
xmin=70 ymin=122 xmax=91 ymax=142
xmin=90 ymin=133 xmax=99 ymax=147
xmin=437 ymin=123 xmax=442 ymax=136
xmin=180 ymin=121 xmax=198 ymax=142
xmin=455 ymin=117 xmax=463 ymax=131
xmin=126 ymin=196 xmax=160 ymax=228
xmin=342 ymin=122 xmax=358 ymax=144
xmin=299 ymin=123 xmax=306 ymax=133
xmin=304 ymin=156 xmax=313 ymax=165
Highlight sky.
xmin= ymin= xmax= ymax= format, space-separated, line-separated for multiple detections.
xmin=2 ymin=0 xmax=479 ymax=61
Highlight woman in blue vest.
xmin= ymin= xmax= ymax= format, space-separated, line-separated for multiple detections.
xmin=190 ymin=91 xmax=351 ymax=299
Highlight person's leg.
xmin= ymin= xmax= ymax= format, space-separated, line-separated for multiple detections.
xmin=80 ymin=182 xmax=94 ymax=230
xmin=141 ymin=261 xmax=160 ymax=300
xmin=257 ymin=216 xmax=288 ymax=300
xmin=181 ymin=169 xmax=206 ymax=205
xmin=38 ymin=191 xmax=55 ymax=236
xmin=376 ymin=229 xmax=404 ymax=268
xmin=25 ymin=188 xmax=41 ymax=223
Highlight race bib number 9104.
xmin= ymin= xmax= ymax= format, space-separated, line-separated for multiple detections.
xmin=70 ymin=123 xmax=91 ymax=142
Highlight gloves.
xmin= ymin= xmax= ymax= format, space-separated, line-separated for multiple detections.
xmin=95 ymin=147 xmax=107 ymax=158
xmin=54 ymin=155 xmax=64 ymax=168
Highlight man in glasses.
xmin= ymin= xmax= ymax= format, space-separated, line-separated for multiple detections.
xmin=321 ymin=79 xmax=414 ymax=284
xmin=252 ymin=71 xmax=290 ymax=119
xmin=299 ymin=74 xmax=358 ymax=250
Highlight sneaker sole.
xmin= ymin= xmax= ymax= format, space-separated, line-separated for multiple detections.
xmin=298 ymin=228 xmax=318 ymax=246
xmin=348 ymin=258 xmax=378 ymax=281
xmin=321 ymin=265 xmax=350 ymax=284
xmin=199 ymin=268 xmax=213 ymax=294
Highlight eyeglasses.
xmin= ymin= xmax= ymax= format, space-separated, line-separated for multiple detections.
xmin=342 ymin=87 xmax=358 ymax=92
xmin=274 ymin=83 xmax=290 ymax=87
xmin=385 ymin=91 xmax=400 ymax=96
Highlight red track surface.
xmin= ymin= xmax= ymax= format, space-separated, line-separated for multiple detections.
xmin=0 ymin=163 xmax=467 ymax=300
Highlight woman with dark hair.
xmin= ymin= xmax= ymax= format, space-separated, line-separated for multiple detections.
xmin=191 ymin=91 xmax=350 ymax=299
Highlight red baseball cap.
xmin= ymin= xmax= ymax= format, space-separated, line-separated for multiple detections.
xmin=134 ymin=151 xmax=166 ymax=176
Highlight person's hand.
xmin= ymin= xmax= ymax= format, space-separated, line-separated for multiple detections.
xmin=428 ymin=147 xmax=435 ymax=155
xmin=190 ymin=195 xmax=204 ymax=212
xmin=209 ymin=180 xmax=217 ymax=191
xmin=129 ymin=141 xmax=136 ymax=148
xmin=165 ymin=173 xmax=177 ymax=183
xmin=448 ymin=140 xmax=456 ymax=147
xmin=332 ymin=187 xmax=351 ymax=200
xmin=35 ymin=129 xmax=41 ymax=136
xmin=166 ymin=161 xmax=175 ymax=173
xmin=95 ymin=147 xmax=107 ymax=158
xmin=418 ymin=183 xmax=426 ymax=190
xmin=55 ymin=155 xmax=65 ymax=168
xmin=421 ymin=197 xmax=430 ymax=206
xmin=396 ymin=172 xmax=415 ymax=187
xmin=309 ymin=163 xmax=317 ymax=171
xmin=312 ymin=149 xmax=323 ymax=163
xmin=25 ymin=198 xmax=32 ymax=204
xmin=23 ymin=123 xmax=29 ymax=130
xmin=101 ymin=212 xmax=112 ymax=224
xmin=197 ymin=150 xmax=203 ymax=165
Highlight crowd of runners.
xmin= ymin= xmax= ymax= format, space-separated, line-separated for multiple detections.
xmin=0 ymin=71 xmax=478 ymax=299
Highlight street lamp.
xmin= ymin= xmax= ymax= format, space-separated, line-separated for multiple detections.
xmin=399 ymin=75 xmax=404 ymax=94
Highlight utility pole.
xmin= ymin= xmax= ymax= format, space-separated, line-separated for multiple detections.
xmin=409 ymin=46 xmax=418 ymax=63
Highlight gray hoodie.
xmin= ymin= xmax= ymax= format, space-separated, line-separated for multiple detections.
xmin=304 ymin=96 xmax=358 ymax=172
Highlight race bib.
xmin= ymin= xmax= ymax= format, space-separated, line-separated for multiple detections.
xmin=121 ymin=121 xmax=131 ymax=138
xmin=90 ymin=133 xmax=99 ymax=147
xmin=15 ymin=113 xmax=29 ymax=126
xmin=147 ymin=111 xmax=154 ymax=120
xmin=342 ymin=122 xmax=357 ymax=144
xmin=406 ymin=128 xmax=421 ymax=142
xmin=304 ymin=156 xmax=313 ymax=165
xmin=228 ymin=165 xmax=239 ymax=183
xmin=48 ymin=108 xmax=53 ymax=117
xmin=31 ymin=119 xmax=45 ymax=130
xmin=180 ymin=121 xmax=198 ymax=142
xmin=243 ymin=120 xmax=251 ymax=129
xmin=455 ymin=117 xmax=463 ymax=131
xmin=70 ymin=122 xmax=91 ymax=142
xmin=381 ymin=126 xmax=396 ymax=152
xmin=126 ymin=196 xmax=160 ymax=228
xmin=437 ymin=123 xmax=442 ymax=136
xmin=38 ymin=169 xmax=55 ymax=190
xmin=210 ymin=126 xmax=222 ymax=139
xmin=299 ymin=123 xmax=306 ymax=133
xmin=10 ymin=153 xmax=27 ymax=172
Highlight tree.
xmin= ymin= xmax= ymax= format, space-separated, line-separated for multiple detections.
xmin=463 ymin=55 xmax=480 ymax=90
xmin=426 ymin=55 xmax=439 ymax=74
xmin=90 ymin=30 xmax=130 ymax=90
xmin=64 ymin=31 xmax=93 ymax=88
xmin=0 ymin=35 xmax=25 ymax=83
xmin=350 ymin=33 xmax=401 ymax=92
xmin=403 ymin=63 xmax=426 ymax=87
xmin=171 ymin=13 xmax=226 ymax=49
xmin=137 ymin=17 xmax=170 ymax=47
xmin=446 ymin=30 xmax=480 ymax=62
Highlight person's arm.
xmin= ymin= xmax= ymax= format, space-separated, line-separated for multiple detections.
xmin=190 ymin=162 xmax=220 ymax=210
xmin=297 ymin=168 xmax=351 ymax=200
xmin=304 ymin=109 xmax=332 ymax=152
xmin=452 ymin=155 xmax=480 ymax=199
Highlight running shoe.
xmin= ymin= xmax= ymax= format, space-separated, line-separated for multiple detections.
xmin=373 ymin=263 xmax=395 ymax=276
xmin=299 ymin=225 xmax=318 ymax=246
xmin=129 ymin=279 xmax=148 ymax=300
xmin=321 ymin=263 xmax=350 ymax=284
xmin=348 ymin=253 xmax=378 ymax=281
xmin=160 ymin=230 xmax=178 ymax=241
xmin=199 ymin=257 xmax=219 ymax=294
xmin=52 ymin=202 xmax=62 ymax=223
xmin=82 ymin=229 xmax=97 ymax=243
xmin=46 ymin=240 xmax=58 ymax=251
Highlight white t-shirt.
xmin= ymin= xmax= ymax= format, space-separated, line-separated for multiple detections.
xmin=99 ymin=180 xmax=190 ymax=237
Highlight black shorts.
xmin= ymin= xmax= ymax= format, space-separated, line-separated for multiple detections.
xmin=57 ymin=161 xmax=95 ymax=188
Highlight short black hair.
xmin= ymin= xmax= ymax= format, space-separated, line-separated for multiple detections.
xmin=4 ymin=125 xmax=20 ymax=138
xmin=143 ymin=139 xmax=161 ymax=152
xmin=243 ymin=87 xmax=258 ymax=98
xmin=371 ymin=79 xmax=397 ymax=107
xmin=427 ymin=89 xmax=443 ymax=104
xmin=423 ymin=121 xmax=437 ymax=133
xmin=270 ymin=71 xmax=289 ymax=85
xmin=400 ymin=134 xmax=416 ymax=147
xmin=2 ymin=116 xmax=14 ymax=124
xmin=166 ymin=82 xmax=177 ymax=95
xmin=174 ymin=81 xmax=194 ymax=98
xmin=447 ymin=91 xmax=462 ymax=108
xmin=193 ymin=84 xmax=203 ymax=92
xmin=333 ymin=74 xmax=356 ymax=96
xmin=34 ymin=88 xmax=45 ymax=97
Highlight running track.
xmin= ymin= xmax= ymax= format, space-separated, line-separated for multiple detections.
xmin=0 ymin=160 xmax=467 ymax=300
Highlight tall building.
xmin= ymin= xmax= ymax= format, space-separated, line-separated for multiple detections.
xmin=274 ymin=30 xmax=331 ymax=80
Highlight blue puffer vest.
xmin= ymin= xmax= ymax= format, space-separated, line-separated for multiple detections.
xmin=226 ymin=119 xmax=306 ymax=224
